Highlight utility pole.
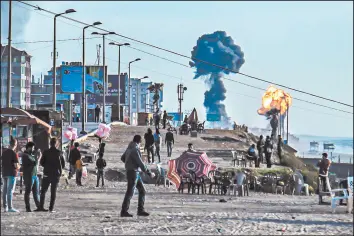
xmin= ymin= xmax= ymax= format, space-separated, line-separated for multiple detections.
xmin=6 ymin=0 xmax=12 ymax=107
xmin=286 ymin=104 xmax=289 ymax=144
xmin=177 ymin=84 xmax=187 ymax=125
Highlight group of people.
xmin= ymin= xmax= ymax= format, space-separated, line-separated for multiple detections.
xmin=2 ymin=137 xmax=65 ymax=213
xmin=143 ymin=127 xmax=175 ymax=163
xmin=149 ymin=110 xmax=169 ymax=130
xmin=247 ymin=134 xmax=284 ymax=168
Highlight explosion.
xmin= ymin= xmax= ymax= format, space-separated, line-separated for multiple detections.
xmin=257 ymin=85 xmax=292 ymax=116
xmin=190 ymin=31 xmax=245 ymax=125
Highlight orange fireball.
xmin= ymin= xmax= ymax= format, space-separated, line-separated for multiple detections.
xmin=257 ymin=85 xmax=292 ymax=116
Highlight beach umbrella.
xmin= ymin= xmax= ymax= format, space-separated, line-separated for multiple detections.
xmin=167 ymin=159 xmax=181 ymax=189
xmin=167 ymin=151 xmax=217 ymax=189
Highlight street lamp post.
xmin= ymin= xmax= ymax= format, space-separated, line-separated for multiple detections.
xmin=109 ymin=42 xmax=130 ymax=121
xmin=137 ymin=76 xmax=148 ymax=117
xmin=52 ymin=9 xmax=76 ymax=111
xmin=128 ymin=58 xmax=141 ymax=125
xmin=80 ymin=21 xmax=102 ymax=134
xmin=6 ymin=0 xmax=12 ymax=107
xmin=91 ymin=31 xmax=115 ymax=123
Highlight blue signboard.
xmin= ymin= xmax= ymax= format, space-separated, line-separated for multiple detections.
xmin=56 ymin=93 xmax=70 ymax=101
xmin=206 ymin=113 xmax=221 ymax=122
xmin=168 ymin=112 xmax=183 ymax=121
xmin=61 ymin=66 xmax=103 ymax=93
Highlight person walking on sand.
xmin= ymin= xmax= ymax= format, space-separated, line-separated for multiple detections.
xmin=36 ymin=138 xmax=65 ymax=213
xmin=96 ymin=152 xmax=107 ymax=187
xmin=75 ymin=156 xmax=85 ymax=186
xmin=257 ymin=135 xmax=265 ymax=164
xmin=95 ymin=105 xmax=101 ymax=123
xmin=120 ymin=135 xmax=155 ymax=217
xmin=264 ymin=136 xmax=273 ymax=168
xmin=1 ymin=136 xmax=20 ymax=213
xmin=162 ymin=110 xmax=168 ymax=129
xmin=153 ymin=128 xmax=162 ymax=163
xmin=21 ymin=142 xmax=40 ymax=212
xmin=68 ymin=142 xmax=81 ymax=179
xmin=165 ymin=129 xmax=174 ymax=157
xmin=144 ymin=128 xmax=155 ymax=164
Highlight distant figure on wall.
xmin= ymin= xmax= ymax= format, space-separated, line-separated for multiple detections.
xmin=95 ymin=105 xmax=101 ymax=123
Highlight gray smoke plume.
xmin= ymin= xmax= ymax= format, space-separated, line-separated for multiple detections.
xmin=189 ymin=31 xmax=245 ymax=125
xmin=1 ymin=1 xmax=31 ymax=43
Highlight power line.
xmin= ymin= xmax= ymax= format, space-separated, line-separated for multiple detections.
xmin=16 ymin=1 xmax=353 ymax=108
xmin=11 ymin=37 xmax=99 ymax=44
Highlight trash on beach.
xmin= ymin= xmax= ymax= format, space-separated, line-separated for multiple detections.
xmin=277 ymin=228 xmax=286 ymax=232
xmin=216 ymin=228 xmax=223 ymax=233
xmin=219 ymin=199 xmax=227 ymax=203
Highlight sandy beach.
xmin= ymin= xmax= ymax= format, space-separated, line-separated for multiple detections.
xmin=1 ymin=125 xmax=353 ymax=235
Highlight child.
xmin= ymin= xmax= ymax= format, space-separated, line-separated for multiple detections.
xmin=75 ymin=156 xmax=84 ymax=186
xmin=96 ymin=152 xmax=107 ymax=187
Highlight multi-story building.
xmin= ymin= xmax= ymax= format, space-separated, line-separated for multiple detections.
xmin=1 ymin=44 xmax=32 ymax=109
xmin=127 ymin=78 xmax=163 ymax=116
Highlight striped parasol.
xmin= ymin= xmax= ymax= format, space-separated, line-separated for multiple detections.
xmin=167 ymin=151 xmax=217 ymax=189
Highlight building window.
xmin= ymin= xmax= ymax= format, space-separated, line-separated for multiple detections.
xmin=21 ymin=66 xmax=25 ymax=75
xmin=13 ymin=57 xmax=18 ymax=63
xmin=21 ymin=56 xmax=26 ymax=63
xmin=132 ymin=88 xmax=136 ymax=92
xmin=133 ymin=94 xmax=136 ymax=98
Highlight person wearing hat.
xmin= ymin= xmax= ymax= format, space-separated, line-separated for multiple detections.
xmin=317 ymin=152 xmax=331 ymax=192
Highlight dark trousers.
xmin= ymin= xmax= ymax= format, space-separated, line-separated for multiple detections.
xmin=258 ymin=149 xmax=263 ymax=163
xmin=24 ymin=176 xmax=40 ymax=210
xmin=39 ymin=177 xmax=59 ymax=210
xmin=265 ymin=153 xmax=272 ymax=168
xmin=155 ymin=145 xmax=161 ymax=163
xmin=97 ymin=170 xmax=104 ymax=186
xmin=146 ymin=146 xmax=154 ymax=163
xmin=95 ymin=114 xmax=99 ymax=123
xmin=76 ymin=170 xmax=82 ymax=185
xmin=163 ymin=119 xmax=166 ymax=129
xmin=319 ymin=176 xmax=328 ymax=192
xmin=121 ymin=170 xmax=146 ymax=213
xmin=166 ymin=142 xmax=173 ymax=157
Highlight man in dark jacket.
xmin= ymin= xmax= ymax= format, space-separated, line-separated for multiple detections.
xmin=144 ymin=128 xmax=155 ymax=164
xmin=264 ymin=136 xmax=273 ymax=168
xmin=95 ymin=105 xmax=101 ymax=123
xmin=120 ymin=135 xmax=154 ymax=217
xmin=277 ymin=135 xmax=284 ymax=161
xmin=21 ymin=142 xmax=40 ymax=212
xmin=256 ymin=135 xmax=265 ymax=164
xmin=165 ymin=130 xmax=174 ymax=157
xmin=35 ymin=138 xmax=65 ymax=213
xmin=68 ymin=142 xmax=81 ymax=179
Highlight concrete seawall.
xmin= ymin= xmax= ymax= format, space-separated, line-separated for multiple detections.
xmin=302 ymin=158 xmax=353 ymax=178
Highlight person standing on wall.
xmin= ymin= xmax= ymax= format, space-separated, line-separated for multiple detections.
xmin=21 ymin=142 xmax=40 ymax=212
xmin=95 ymin=105 xmax=101 ymax=123
xmin=35 ymin=138 xmax=65 ymax=213
xmin=1 ymin=137 xmax=20 ymax=213
xmin=264 ymin=136 xmax=273 ymax=168
xmin=256 ymin=135 xmax=265 ymax=164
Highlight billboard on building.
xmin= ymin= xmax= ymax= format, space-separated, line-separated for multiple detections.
xmin=88 ymin=74 xmax=126 ymax=105
xmin=61 ymin=65 xmax=105 ymax=93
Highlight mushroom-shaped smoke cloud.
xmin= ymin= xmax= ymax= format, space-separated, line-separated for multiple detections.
xmin=189 ymin=31 xmax=245 ymax=124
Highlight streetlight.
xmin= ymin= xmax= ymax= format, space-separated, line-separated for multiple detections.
xmin=109 ymin=42 xmax=130 ymax=121
xmin=52 ymin=8 xmax=76 ymax=111
xmin=136 ymin=76 xmax=148 ymax=116
xmin=80 ymin=21 xmax=102 ymax=134
xmin=128 ymin=58 xmax=141 ymax=125
xmin=91 ymin=31 xmax=116 ymax=123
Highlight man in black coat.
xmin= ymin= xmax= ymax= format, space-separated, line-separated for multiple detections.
xmin=35 ymin=138 xmax=65 ymax=213
xmin=68 ymin=142 xmax=81 ymax=178
xmin=21 ymin=142 xmax=40 ymax=212
xmin=95 ymin=105 xmax=101 ymax=123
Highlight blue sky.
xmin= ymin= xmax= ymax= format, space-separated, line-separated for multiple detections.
xmin=2 ymin=1 xmax=353 ymax=137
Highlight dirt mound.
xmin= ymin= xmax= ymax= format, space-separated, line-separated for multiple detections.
xmin=104 ymin=169 xmax=126 ymax=182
